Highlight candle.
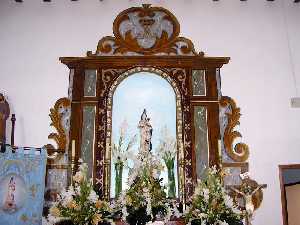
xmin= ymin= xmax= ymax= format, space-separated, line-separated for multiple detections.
xmin=218 ymin=139 xmax=222 ymax=159
xmin=71 ymin=140 xmax=75 ymax=158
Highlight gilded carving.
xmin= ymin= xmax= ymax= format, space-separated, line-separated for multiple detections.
xmin=47 ymin=98 xmax=71 ymax=150
xmin=220 ymin=96 xmax=249 ymax=162
xmin=87 ymin=5 xmax=199 ymax=56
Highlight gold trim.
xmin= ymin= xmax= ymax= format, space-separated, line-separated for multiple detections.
xmin=220 ymin=96 xmax=249 ymax=162
xmin=47 ymin=98 xmax=71 ymax=150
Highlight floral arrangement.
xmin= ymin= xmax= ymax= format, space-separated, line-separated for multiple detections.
xmin=112 ymin=119 xmax=137 ymax=197
xmin=47 ymin=160 xmax=113 ymax=225
xmin=157 ymin=126 xmax=177 ymax=198
xmin=116 ymin=152 xmax=181 ymax=225
xmin=184 ymin=167 xmax=243 ymax=225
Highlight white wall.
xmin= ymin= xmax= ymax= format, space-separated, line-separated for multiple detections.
xmin=1 ymin=0 xmax=300 ymax=224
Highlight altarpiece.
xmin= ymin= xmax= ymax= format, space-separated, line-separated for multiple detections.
xmin=45 ymin=5 xmax=263 ymax=216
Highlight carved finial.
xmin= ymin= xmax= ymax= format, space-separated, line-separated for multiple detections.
xmin=142 ymin=4 xmax=151 ymax=9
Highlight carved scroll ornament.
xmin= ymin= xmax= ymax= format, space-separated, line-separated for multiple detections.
xmin=47 ymin=98 xmax=71 ymax=151
xmin=87 ymin=4 xmax=201 ymax=56
xmin=220 ymin=96 xmax=249 ymax=162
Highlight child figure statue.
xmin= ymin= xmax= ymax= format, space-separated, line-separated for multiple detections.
xmin=4 ymin=176 xmax=17 ymax=212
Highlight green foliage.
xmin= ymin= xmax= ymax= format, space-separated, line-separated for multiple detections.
xmin=49 ymin=163 xmax=112 ymax=225
xmin=185 ymin=167 xmax=243 ymax=225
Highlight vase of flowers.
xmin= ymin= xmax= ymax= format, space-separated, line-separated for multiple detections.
xmin=47 ymin=160 xmax=113 ymax=225
xmin=184 ymin=167 xmax=244 ymax=225
xmin=114 ymin=158 xmax=124 ymax=198
xmin=115 ymin=152 xmax=181 ymax=225
xmin=157 ymin=126 xmax=177 ymax=198
xmin=165 ymin=158 xmax=176 ymax=198
xmin=112 ymin=119 xmax=137 ymax=198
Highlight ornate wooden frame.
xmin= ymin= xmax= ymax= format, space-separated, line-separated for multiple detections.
xmin=60 ymin=5 xmax=231 ymax=201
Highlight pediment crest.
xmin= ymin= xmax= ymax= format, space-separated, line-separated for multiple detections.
xmin=87 ymin=4 xmax=203 ymax=56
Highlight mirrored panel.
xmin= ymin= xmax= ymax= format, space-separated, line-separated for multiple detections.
xmin=192 ymin=70 xmax=206 ymax=96
xmin=84 ymin=70 xmax=97 ymax=97
xmin=110 ymin=72 xmax=178 ymax=198
xmin=81 ymin=105 xmax=96 ymax=178
xmin=46 ymin=169 xmax=68 ymax=192
xmin=194 ymin=106 xmax=209 ymax=179
xmin=223 ymin=167 xmax=242 ymax=186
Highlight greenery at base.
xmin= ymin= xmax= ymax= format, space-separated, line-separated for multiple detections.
xmin=184 ymin=167 xmax=244 ymax=225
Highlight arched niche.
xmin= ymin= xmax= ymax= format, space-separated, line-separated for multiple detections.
xmin=107 ymin=67 xmax=182 ymax=199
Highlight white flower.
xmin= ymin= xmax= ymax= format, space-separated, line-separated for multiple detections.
xmin=42 ymin=217 xmax=54 ymax=225
xmin=201 ymin=219 xmax=207 ymax=225
xmin=78 ymin=158 xmax=83 ymax=163
xmin=194 ymin=186 xmax=201 ymax=196
xmin=79 ymin=162 xmax=88 ymax=172
xmin=211 ymin=166 xmax=218 ymax=174
xmin=73 ymin=170 xmax=84 ymax=183
xmin=199 ymin=213 xmax=207 ymax=218
xmin=120 ymin=119 xmax=128 ymax=136
xmin=107 ymin=219 xmax=115 ymax=225
xmin=146 ymin=201 xmax=152 ymax=216
xmin=183 ymin=205 xmax=190 ymax=214
xmin=46 ymin=214 xmax=63 ymax=225
xmin=171 ymin=201 xmax=182 ymax=218
xmin=157 ymin=126 xmax=177 ymax=161
xmin=88 ymin=189 xmax=99 ymax=203
xmin=163 ymin=205 xmax=172 ymax=223
xmin=121 ymin=206 xmax=128 ymax=221
xmin=152 ymin=168 xmax=160 ymax=179
xmin=202 ymin=188 xmax=209 ymax=202
xmin=218 ymin=221 xmax=229 ymax=225
xmin=75 ymin=185 xmax=81 ymax=195
xmin=60 ymin=188 xmax=74 ymax=207
xmin=232 ymin=206 xmax=242 ymax=214
xmin=224 ymin=195 xmax=234 ymax=208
